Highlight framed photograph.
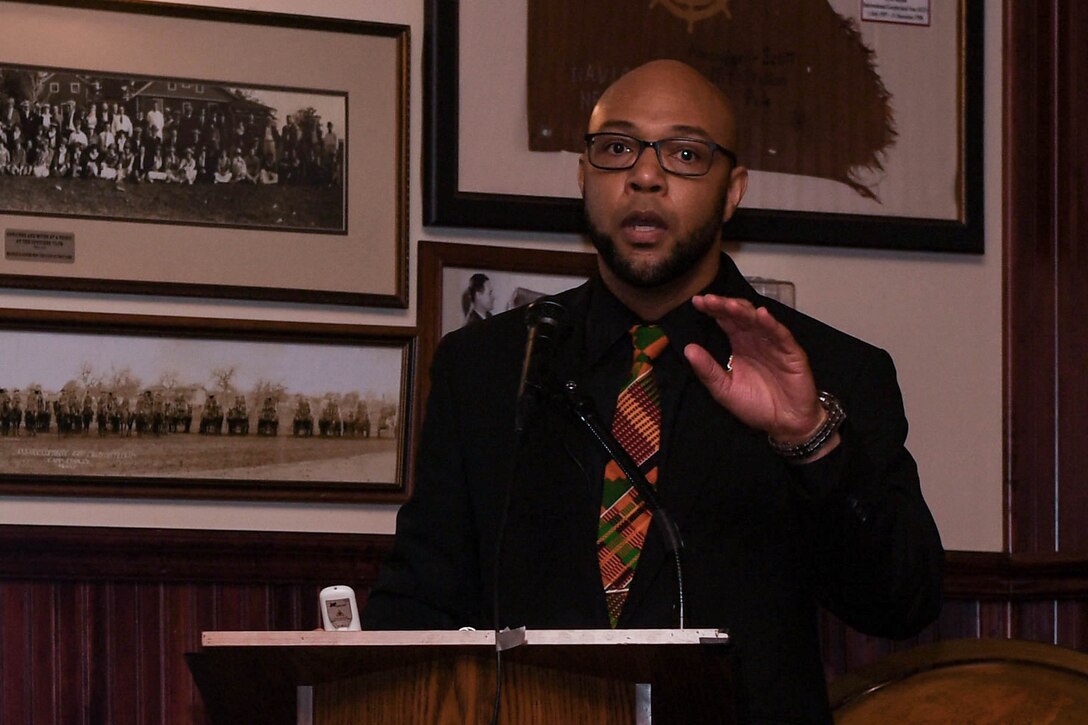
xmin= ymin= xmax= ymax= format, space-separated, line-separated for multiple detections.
xmin=0 ymin=309 xmax=416 ymax=503
xmin=0 ymin=0 xmax=410 ymax=306
xmin=415 ymin=240 xmax=596 ymax=408
xmin=424 ymin=0 xmax=983 ymax=253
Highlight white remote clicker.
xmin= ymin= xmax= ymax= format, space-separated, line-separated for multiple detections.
xmin=319 ymin=585 xmax=361 ymax=631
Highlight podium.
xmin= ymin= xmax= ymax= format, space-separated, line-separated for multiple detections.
xmin=187 ymin=629 xmax=738 ymax=724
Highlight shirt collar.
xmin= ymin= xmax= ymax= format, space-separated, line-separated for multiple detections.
xmin=583 ymin=253 xmax=745 ymax=366
xmin=584 ymin=276 xmax=640 ymax=367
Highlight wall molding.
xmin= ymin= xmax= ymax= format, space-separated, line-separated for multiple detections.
xmin=3 ymin=526 xmax=1086 ymax=721
xmin=5 ymin=525 xmax=1088 ymax=601
xmin=945 ymin=551 xmax=1088 ymax=599
xmin=0 ymin=524 xmax=390 ymax=584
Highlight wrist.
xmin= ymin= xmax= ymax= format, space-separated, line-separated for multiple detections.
xmin=772 ymin=406 xmax=828 ymax=446
xmin=768 ymin=391 xmax=846 ymax=461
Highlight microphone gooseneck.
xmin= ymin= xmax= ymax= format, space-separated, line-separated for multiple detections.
xmin=562 ymin=380 xmax=686 ymax=628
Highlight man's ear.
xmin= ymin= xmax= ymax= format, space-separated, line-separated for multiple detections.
xmin=722 ymin=166 xmax=749 ymax=223
xmin=577 ymin=155 xmax=586 ymax=196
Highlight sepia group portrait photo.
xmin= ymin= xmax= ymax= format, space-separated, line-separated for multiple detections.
xmin=0 ymin=64 xmax=347 ymax=233
xmin=0 ymin=312 xmax=414 ymax=503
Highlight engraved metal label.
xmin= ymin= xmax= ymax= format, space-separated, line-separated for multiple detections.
xmin=5 ymin=229 xmax=75 ymax=263
xmin=861 ymin=0 xmax=931 ymax=26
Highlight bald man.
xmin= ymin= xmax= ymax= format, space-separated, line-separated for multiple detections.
xmin=364 ymin=60 xmax=943 ymax=723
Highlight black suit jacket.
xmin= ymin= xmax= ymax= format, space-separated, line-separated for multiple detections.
xmin=363 ymin=255 xmax=944 ymax=723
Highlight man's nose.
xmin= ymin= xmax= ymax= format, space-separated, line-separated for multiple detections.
xmin=626 ymin=146 xmax=666 ymax=193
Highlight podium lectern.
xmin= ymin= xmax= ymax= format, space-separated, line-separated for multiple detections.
xmin=187 ymin=629 xmax=738 ymax=724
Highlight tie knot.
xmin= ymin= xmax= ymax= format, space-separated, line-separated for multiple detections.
xmin=630 ymin=324 xmax=668 ymax=362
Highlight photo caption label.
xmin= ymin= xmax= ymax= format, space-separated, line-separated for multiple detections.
xmin=5 ymin=229 xmax=75 ymax=263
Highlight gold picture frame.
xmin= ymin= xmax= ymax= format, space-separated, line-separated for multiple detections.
xmin=0 ymin=0 xmax=410 ymax=306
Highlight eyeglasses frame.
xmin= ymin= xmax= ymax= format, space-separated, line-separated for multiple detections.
xmin=583 ymin=132 xmax=738 ymax=177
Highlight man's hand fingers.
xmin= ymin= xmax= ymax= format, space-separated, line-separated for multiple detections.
xmin=684 ymin=343 xmax=732 ymax=402
xmin=753 ymin=306 xmax=798 ymax=355
xmin=694 ymin=295 xmax=798 ymax=357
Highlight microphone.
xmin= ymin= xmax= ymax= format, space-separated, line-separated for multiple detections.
xmin=514 ymin=300 xmax=568 ymax=433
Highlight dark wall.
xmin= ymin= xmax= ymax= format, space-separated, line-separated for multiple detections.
xmin=3 ymin=525 xmax=1088 ymax=722
xmin=1004 ymin=0 xmax=1088 ymax=647
xmin=0 ymin=526 xmax=387 ymax=724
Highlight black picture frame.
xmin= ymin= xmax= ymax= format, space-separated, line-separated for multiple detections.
xmin=412 ymin=240 xmax=597 ymax=467
xmin=424 ymin=0 xmax=984 ymax=254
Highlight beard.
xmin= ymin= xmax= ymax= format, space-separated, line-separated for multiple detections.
xmin=586 ymin=196 xmax=726 ymax=289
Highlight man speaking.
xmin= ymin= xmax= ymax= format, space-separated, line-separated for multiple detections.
xmin=362 ymin=60 xmax=943 ymax=723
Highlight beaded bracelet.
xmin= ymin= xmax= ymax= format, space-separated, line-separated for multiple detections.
xmin=768 ymin=391 xmax=846 ymax=461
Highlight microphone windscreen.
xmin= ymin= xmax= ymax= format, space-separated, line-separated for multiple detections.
xmin=524 ymin=300 xmax=568 ymax=342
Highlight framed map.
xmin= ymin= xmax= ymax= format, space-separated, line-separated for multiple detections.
xmin=424 ymin=0 xmax=982 ymax=253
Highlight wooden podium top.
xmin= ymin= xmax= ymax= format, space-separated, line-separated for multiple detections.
xmin=202 ymin=628 xmax=728 ymax=649
xmin=190 ymin=629 xmax=737 ymax=724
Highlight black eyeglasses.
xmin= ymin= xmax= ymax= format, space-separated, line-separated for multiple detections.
xmin=584 ymin=132 xmax=737 ymax=177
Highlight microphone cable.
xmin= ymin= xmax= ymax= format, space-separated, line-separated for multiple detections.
xmin=490 ymin=299 xmax=569 ymax=725
xmin=489 ymin=447 xmax=515 ymax=725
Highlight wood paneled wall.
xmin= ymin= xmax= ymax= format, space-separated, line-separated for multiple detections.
xmin=3 ymin=525 xmax=1088 ymax=723
xmin=1004 ymin=0 xmax=1088 ymax=650
xmin=0 ymin=526 xmax=388 ymax=725
xmin=822 ymin=551 xmax=1088 ymax=679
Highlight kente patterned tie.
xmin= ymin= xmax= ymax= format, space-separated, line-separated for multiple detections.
xmin=598 ymin=324 xmax=668 ymax=627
